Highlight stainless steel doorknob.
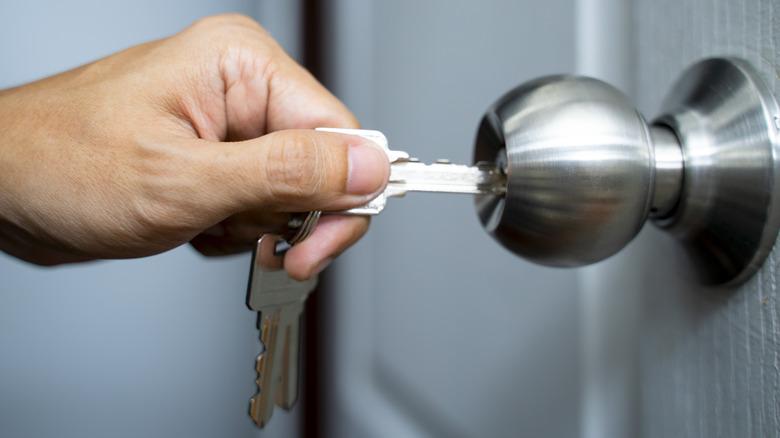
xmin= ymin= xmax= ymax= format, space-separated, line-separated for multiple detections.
xmin=474 ymin=58 xmax=780 ymax=285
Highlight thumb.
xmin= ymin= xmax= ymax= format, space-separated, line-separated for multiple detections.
xmin=205 ymin=129 xmax=389 ymax=214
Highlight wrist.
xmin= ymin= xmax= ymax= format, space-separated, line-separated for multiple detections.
xmin=0 ymin=89 xmax=28 ymax=220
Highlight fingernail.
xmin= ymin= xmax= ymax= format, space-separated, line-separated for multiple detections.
xmin=347 ymin=141 xmax=389 ymax=195
xmin=313 ymin=257 xmax=333 ymax=275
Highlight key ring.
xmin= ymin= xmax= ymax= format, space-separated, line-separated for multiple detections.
xmin=284 ymin=210 xmax=321 ymax=246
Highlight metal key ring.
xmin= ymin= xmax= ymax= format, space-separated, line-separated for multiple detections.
xmin=285 ymin=210 xmax=322 ymax=246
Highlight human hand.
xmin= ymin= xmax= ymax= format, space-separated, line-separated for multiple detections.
xmin=0 ymin=14 xmax=389 ymax=279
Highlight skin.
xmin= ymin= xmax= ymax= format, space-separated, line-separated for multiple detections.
xmin=0 ymin=14 xmax=390 ymax=280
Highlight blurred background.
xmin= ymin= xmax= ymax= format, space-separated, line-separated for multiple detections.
xmin=1 ymin=0 xmax=777 ymax=437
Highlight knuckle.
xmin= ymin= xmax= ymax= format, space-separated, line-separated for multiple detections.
xmin=185 ymin=14 xmax=269 ymax=45
xmin=189 ymin=13 xmax=261 ymax=32
xmin=182 ymin=14 xmax=279 ymax=72
xmin=265 ymin=133 xmax=330 ymax=200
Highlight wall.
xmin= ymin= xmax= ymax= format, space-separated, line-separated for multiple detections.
xmin=0 ymin=2 xmax=300 ymax=437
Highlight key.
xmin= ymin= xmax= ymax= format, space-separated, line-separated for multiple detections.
xmin=317 ymin=128 xmax=507 ymax=216
xmin=246 ymin=234 xmax=317 ymax=427
xmin=244 ymin=128 xmax=505 ymax=429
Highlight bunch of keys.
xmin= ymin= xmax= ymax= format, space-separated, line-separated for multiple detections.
xmin=246 ymin=128 xmax=506 ymax=427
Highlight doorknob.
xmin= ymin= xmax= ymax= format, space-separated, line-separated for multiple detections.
xmin=474 ymin=57 xmax=780 ymax=285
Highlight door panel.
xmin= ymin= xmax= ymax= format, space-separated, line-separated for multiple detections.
xmin=624 ymin=0 xmax=780 ymax=435
xmin=319 ymin=0 xmax=778 ymax=437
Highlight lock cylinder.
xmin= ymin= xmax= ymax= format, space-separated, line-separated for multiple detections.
xmin=647 ymin=125 xmax=683 ymax=219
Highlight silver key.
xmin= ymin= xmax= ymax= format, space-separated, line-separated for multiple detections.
xmin=244 ymin=128 xmax=505 ymax=428
xmin=246 ymin=234 xmax=317 ymax=427
xmin=317 ymin=128 xmax=507 ymax=216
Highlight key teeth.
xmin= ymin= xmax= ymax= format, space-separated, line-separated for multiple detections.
xmin=250 ymin=387 xmax=273 ymax=427
xmin=250 ymin=338 xmax=292 ymax=427
xmin=249 ymin=396 xmax=272 ymax=427
xmin=250 ymin=342 xmax=273 ymax=428
xmin=249 ymin=363 xmax=264 ymax=426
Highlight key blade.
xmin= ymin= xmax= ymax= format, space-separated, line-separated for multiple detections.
xmin=276 ymin=303 xmax=303 ymax=410
xmin=246 ymin=234 xmax=319 ymax=428
xmin=250 ymin=308 xmax=283 ymax=427
xmin=250 ymin=303 xmax=304 ymax=426
xmin=387 ymin=161 xmax=506 ymax=197
xmin=339 ymin=160 xmax=506 ymax=215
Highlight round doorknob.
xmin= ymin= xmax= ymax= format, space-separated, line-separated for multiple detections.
xmin=474 ymin=58 xmax=780 ymax=285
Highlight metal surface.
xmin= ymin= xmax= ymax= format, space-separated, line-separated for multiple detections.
xmin=472 ymin=57 xmax=780 ymax=284
xmin=246 ymin=235 xmax=317 ymax=427
xmin=473 ymin=75 xmax=655 ymax=266
xmin=648 ymin=126 xmax=683 ymax=218
xmin=384 ymin=159 xmax=505 ymax=197
xmin=651 ymin=58 xmax=780 ymax=284
xmin=285 ymin=211 xmax=321 ymax=246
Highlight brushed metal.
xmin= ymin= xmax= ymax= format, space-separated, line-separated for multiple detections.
xmin=474 ymin=57 xmax=780 ymax=284
xmin=474 ymin=75 xmax=655 ymax=267
xmin=652 ymin=58 xmax=780 ymax=284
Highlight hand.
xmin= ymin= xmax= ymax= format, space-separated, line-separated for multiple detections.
xmin=0 ymin=14 xmax=389 ymax=280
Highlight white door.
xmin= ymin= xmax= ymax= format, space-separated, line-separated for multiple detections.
xmin=316 ymin=0 xmax=780 ymax=437
xmin=616 ymin=0 xmax=780 ymax=435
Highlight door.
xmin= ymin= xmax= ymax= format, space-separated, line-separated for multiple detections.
xmin=314 ymin=0 xmax=779 ymax=437
xmin=620 ymin=0 xmax=780 ymax=435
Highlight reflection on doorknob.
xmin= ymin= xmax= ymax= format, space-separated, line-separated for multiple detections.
xmin=474 ymin=58 xmax=780 ymax=285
